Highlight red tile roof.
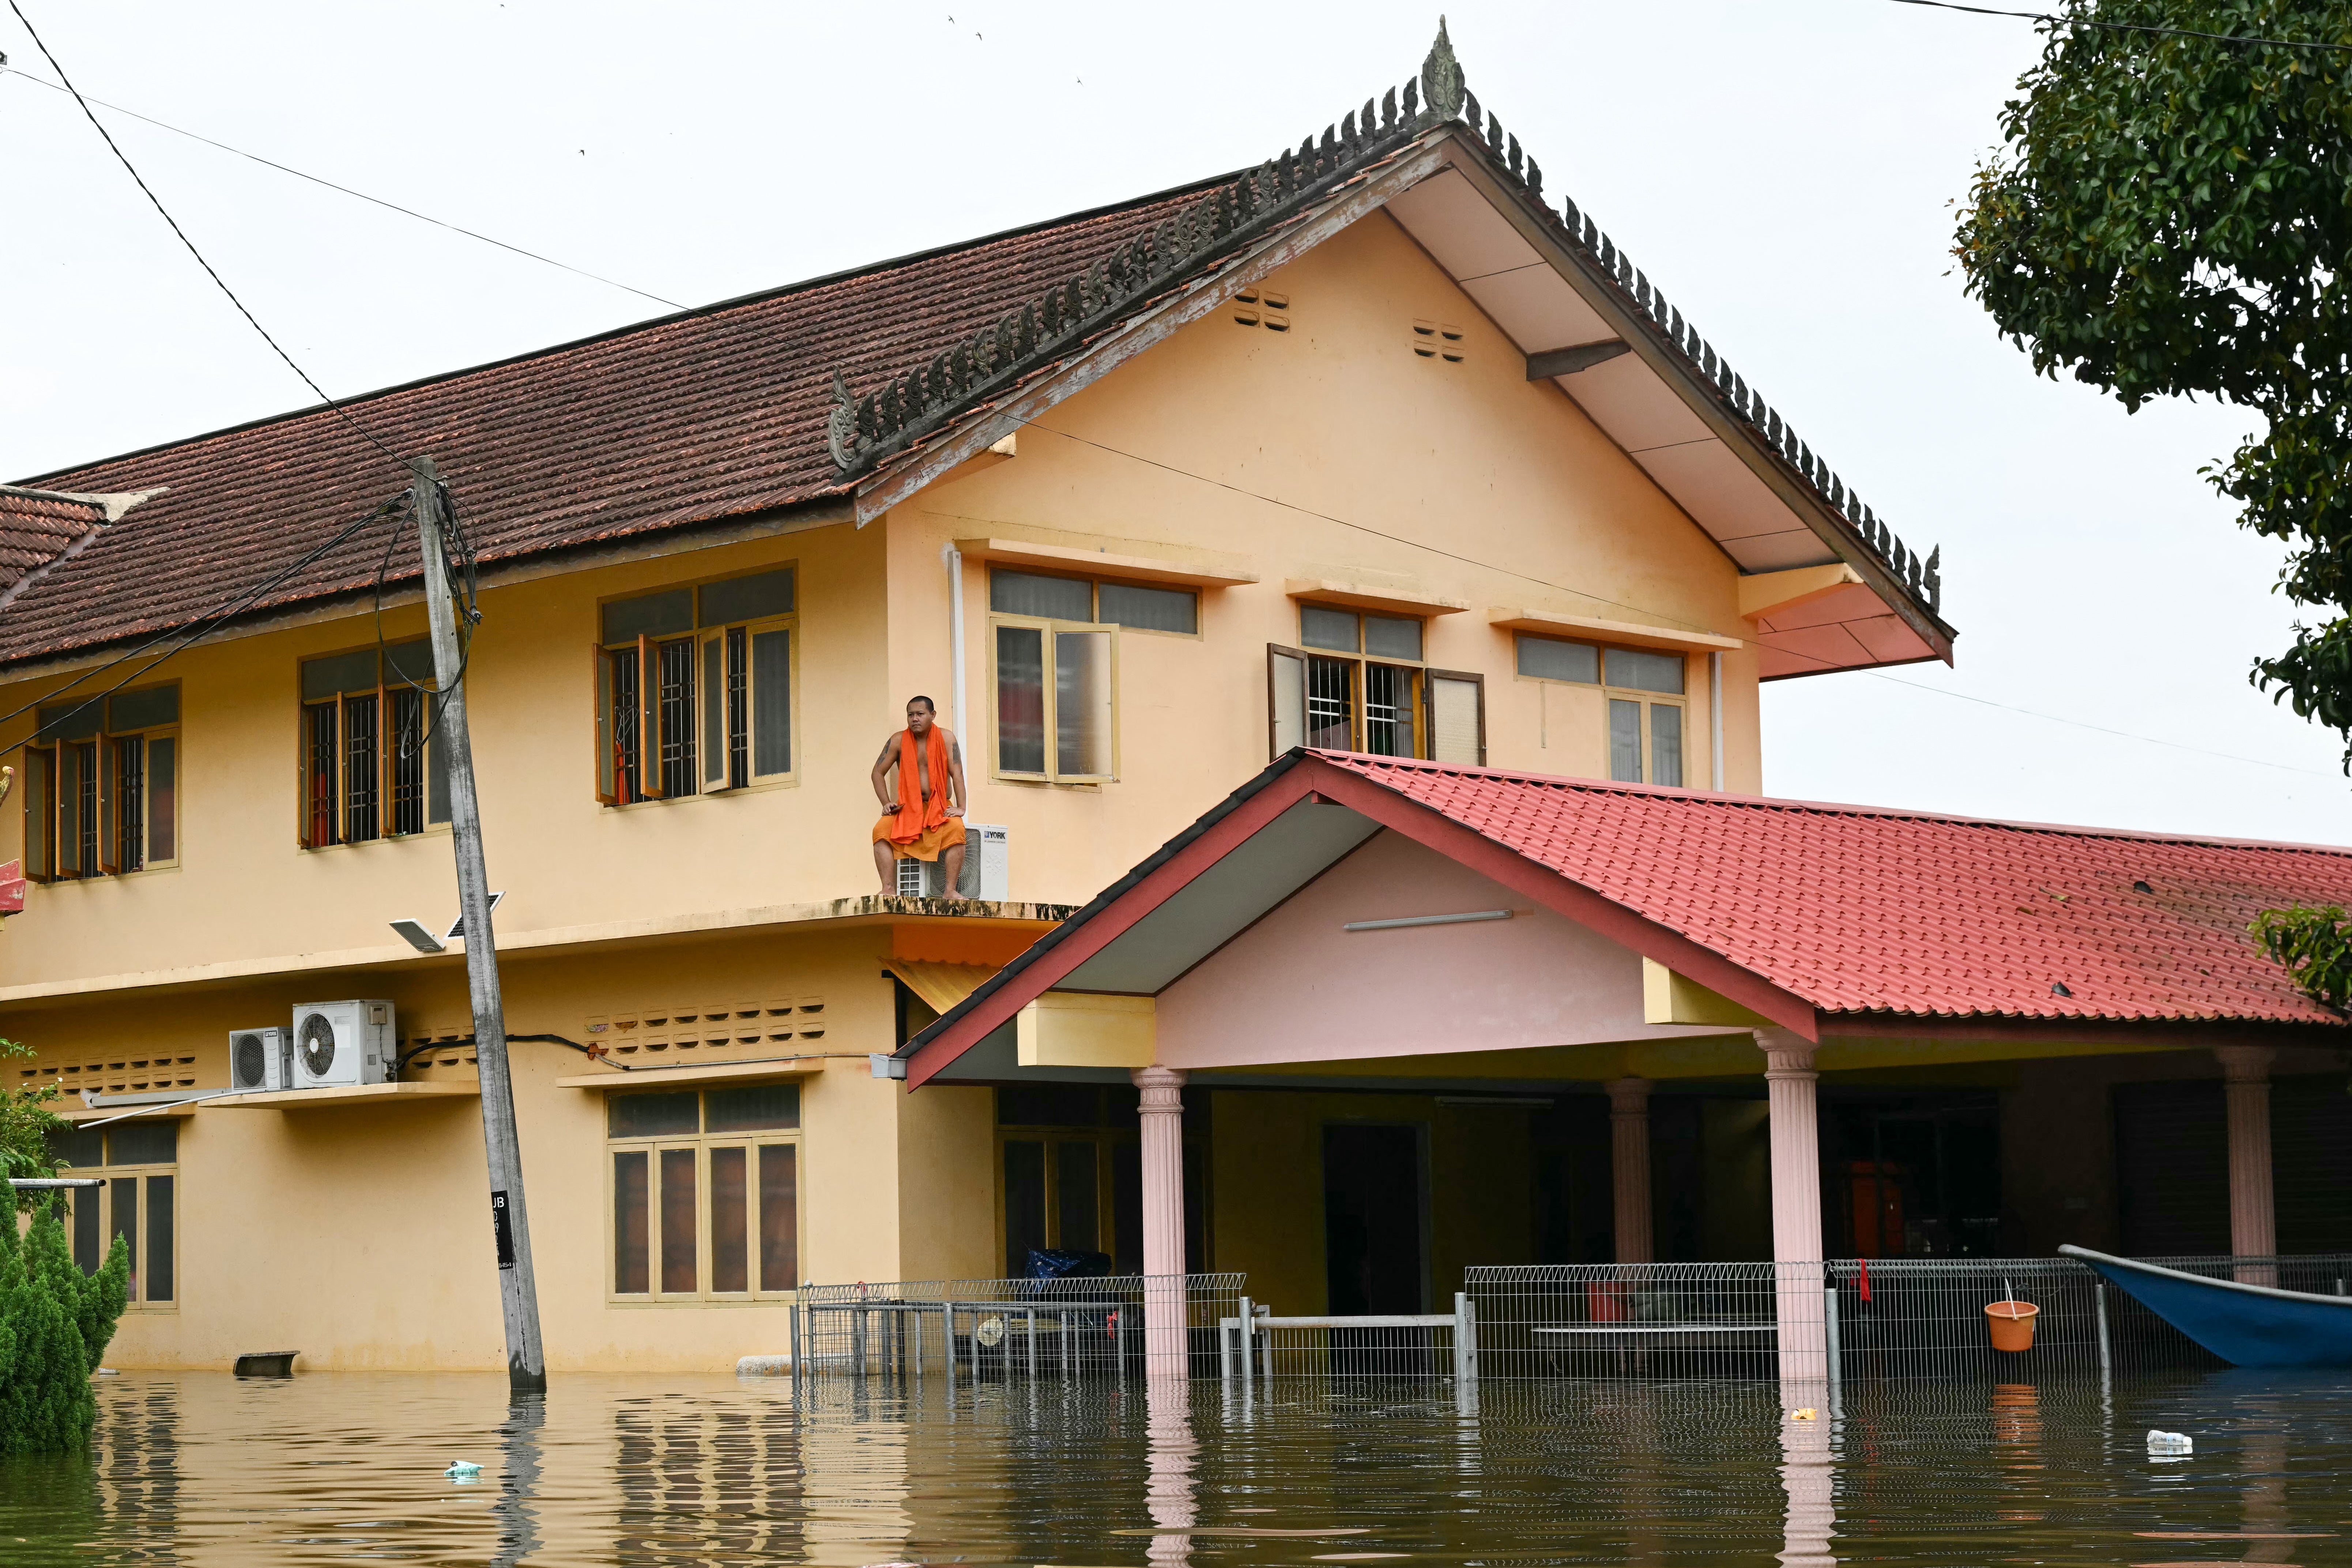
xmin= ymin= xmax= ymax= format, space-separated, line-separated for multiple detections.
xmin=0 ymin=489 xmax=107 ymax=600
xmin=0 ymin=177 xmax=1227 ymax=671
xmin=1322 ymin=753 xmax=2352 ymax=1027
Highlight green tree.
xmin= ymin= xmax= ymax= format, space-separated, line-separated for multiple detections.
xmin=0 ymin=1200 xmax=126 ymax=1455
xmin=0 ymin=1040 xmax=66 ymax=1210
xmin=1953 ymin=1 xmax=2352 ymax=760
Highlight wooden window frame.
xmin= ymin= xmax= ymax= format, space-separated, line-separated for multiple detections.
xmin=605 ymin=1100 xmax=803 ymax=1306
xmin=1269 ymin=615 xmax=1479 ymax=763
xmin=27 ymin=687 xmax=181 ymax=881
xmin=1512 ymin=634 xmax=1691 ymax=785
xmin=987 ymin=612 xmax=1121 ymax=784
xmin=67 ymin=1156 xmax=178 ymax=1313
xmin=993 ymin=1123 xmax=1136 ymax=1275
xmin=595 ymin=573 xmax=798 ymax=809
xmin=299 ymin=650 xmax=444 ymax=850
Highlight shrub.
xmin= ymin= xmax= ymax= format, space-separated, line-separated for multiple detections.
xmin=0 ymin=1201 xmax=127 ymax=1455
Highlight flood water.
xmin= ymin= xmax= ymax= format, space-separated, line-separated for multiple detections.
xmin=0 ymin=1369 xmax=2347 ymax=1565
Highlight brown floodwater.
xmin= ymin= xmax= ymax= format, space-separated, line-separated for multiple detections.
xmin=0 ymin=1367 xmax=2345 ymax=1565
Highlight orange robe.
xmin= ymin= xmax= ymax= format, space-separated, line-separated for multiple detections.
xmin=872 ymin=727 xmax=965 ymax=861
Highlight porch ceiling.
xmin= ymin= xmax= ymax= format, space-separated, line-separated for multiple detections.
xmin=1052 ymin=799 xmax=1380 ymax=994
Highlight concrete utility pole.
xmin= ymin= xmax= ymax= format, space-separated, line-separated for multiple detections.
xmin=413 ymin=455 xmax=546 ymax=1392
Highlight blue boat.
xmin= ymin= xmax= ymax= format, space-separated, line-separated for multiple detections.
xmin=2061 ymin=1244 xmax=2352 ymax=1369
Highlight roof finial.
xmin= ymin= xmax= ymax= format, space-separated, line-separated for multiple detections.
xmin=1421 ymin=16 xmax=1465 ymax=125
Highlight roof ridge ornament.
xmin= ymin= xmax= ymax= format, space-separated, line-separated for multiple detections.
xmin=1421 ymin=17 xmax=1466 ymax=124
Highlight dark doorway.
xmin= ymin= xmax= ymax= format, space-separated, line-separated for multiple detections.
xmin=1323 ymin=1123 xmax=1425 ymax=1314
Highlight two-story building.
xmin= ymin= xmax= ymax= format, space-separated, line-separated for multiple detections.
xmin=0 ymin=28 xmax=1996 ymax=1370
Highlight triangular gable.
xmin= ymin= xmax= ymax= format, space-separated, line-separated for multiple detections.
xmin=836 ymin=23 xmax=1952 ymax=679
xmin=896 ymin=750 xmax=1817 ymax=1089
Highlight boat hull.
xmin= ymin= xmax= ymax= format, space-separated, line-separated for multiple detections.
xmin=2061 ymin=1245 xmax=2352 ymax=1369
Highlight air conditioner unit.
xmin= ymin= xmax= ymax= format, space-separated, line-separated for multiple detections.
xmin=229 ymin=1026 xmax=293 ymax=1093
xmin=290 ymin=1000 xmax=395 ymax=1089
xmin=894 ymin=825 xmax=1009 ymax=901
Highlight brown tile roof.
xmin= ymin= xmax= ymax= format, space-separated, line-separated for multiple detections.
xmin=1 ymin=176 xmax=1229 ymax=671
xmin=0 ymin=489 xmax=108 ymax=602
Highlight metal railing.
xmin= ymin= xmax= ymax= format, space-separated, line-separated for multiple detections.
xmin=1466 ymin=1254 xmax=2352 ymax=1388
xmin=1217 ymin=1292 xmax=1479 ymax=1406
xmin=788 ymin=1273 xmax=1243 ymax=1390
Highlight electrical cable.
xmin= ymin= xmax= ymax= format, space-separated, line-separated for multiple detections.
xmin=4 ymin=494 xmax=406 ymax=764
xmin=1009 ymin=418 xmax=2342 ymax=781
xmin=0 ymin=64 xmax=687 ymax=310
xmin=4 ymin=0 xmax=404 ymax=468
xmin=1879 ymin=0 xmax=2352 ymax=53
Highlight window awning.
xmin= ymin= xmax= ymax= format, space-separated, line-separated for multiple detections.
xmin=883 ymin=960 xmax=1000 ymax=1018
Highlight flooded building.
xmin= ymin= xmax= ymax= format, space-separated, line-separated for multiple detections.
xmin=3 ymin=27 xmax=2326 ymax=1376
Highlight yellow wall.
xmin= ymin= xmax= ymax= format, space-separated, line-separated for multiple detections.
xmin=0 ymin=197 xmax=1783 ymax=1368
xmin=890 ymin=210 xmax=1764 ymax=906
xmin=1207 ymin=1087 xmax=1534 ymax=1315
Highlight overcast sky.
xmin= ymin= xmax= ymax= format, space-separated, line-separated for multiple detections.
xmin=4 ymin=1 xmax=2343 ymax=845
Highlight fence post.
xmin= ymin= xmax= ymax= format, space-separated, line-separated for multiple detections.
xmin=2094 ymin=1278 xmax=2113 ymax=1386
xmin=1453 ymin=1291 xmax=1480 ymax=1417
xmin=1823 ymin=1282 xmax=1842 ymax=1417
xmin=1237 ymin=1295 xmax=1255 ymax=1395
xmin=942 ymin=1303 xmax=956 ymax=1397
xmin=852 ymin=1305 xmax=867 ymax=1378
xmin=788 ymin=1304 xmax=802 ymax=1403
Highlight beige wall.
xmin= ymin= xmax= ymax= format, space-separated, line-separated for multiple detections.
xmin=1208 ymin=1086 xmax=1535 ymax=1315
xmin=0 ymin=197 xmax=1790 ymax=1368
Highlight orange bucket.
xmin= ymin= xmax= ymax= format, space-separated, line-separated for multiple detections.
xmin=1984 ymin=1300 xmax=2039 ymax=1352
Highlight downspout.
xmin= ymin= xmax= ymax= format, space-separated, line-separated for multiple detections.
xmin=944 ymin=543 xmax=968 ymax=743
xmin=1710 ymin=651 xmax=1725 ymax=792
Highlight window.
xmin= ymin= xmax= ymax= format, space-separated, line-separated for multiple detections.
xmin=26 ymin=683 xmax=180 ymax=879
xmin=1515 ymin=633 xmax=1687 ymax=786
xmin=987 ymin=568 xmax=1184 ymax=782
xmin=48 ymin=1119 xmax=177 ymax=1309
xmin=1269 ymin=607 xmax=1483 ymax=765
xmin=297 ymin=643 xmax=445 ymax=848
xmin=608 ymin=1083 xmax=800 ymax=1300
xmin=597 ymin=569 xmax=794 ymax=804
xmin=998 ymin=1085 xmax=1142 ymax=1277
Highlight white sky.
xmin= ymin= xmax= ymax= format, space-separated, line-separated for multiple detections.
xmin=4 ymin=0 xmax=2344 ymax=844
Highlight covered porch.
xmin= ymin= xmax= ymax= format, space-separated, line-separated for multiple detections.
xmin=881 ymin=751 xmax=2352 ymax=1381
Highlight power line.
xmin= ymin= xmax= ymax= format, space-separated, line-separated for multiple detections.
xmin=0 ymin=64 xmax=686 ymax=312
xmin=1880 ymin=0 xmax=2352 ymax=53
xmin=4 ymin=494 xmax=408 ymax=765
xmin=4 ymin=0 xmax=402 ymax=468
xmin=1013 ymin=418 xmax=2339 ymax=782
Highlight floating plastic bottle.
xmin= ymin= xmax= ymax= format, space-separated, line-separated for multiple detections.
xmin=2146 ymin=1430 xmax=2193 ymax=1455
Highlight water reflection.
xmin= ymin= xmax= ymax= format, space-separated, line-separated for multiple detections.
xmin=2 ymin=1368 xmax=2349 ymax=1564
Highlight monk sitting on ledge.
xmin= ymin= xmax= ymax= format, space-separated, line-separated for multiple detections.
xmin=870 ymin=696 xmax=969 ymax=899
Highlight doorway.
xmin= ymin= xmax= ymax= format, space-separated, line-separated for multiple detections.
xmin=1323 ymin=1123 xmax=1426 ymax=1314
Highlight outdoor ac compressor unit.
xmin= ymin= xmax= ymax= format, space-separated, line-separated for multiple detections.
xmin=290 ymin=1000 xmax=395 ymax=1089
xmin=228 ymin=1026 xmax=293 ymax=1093
xmin=894 ymin=823 xmax=1008 ymax=900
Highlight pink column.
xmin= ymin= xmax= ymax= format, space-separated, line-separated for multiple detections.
xmin=1606 ymin=1077 xmax=1654 ymax=1264
xmin=2216 ymin=1045 xmax=2277 ymax=1281
xmin=1134 ymin=1065 xmax=1190 ymax=1382
xmin=1756 ymin=1027 xmax=1826 ymax=1388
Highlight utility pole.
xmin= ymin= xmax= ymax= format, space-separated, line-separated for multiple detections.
xmin=413 ymin=455 xmax=546 ymax=1393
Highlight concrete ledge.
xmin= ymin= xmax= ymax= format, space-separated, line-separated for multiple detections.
xmin=205 ymin=1082 xmax=481 ymax=1111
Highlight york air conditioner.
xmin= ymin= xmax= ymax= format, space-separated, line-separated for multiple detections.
xmin=290 ymin=1000 xmax=395 ymax=1089
xmin=228 ymin=1026 xmax=293 ymax=1093
xmin=894 ymin=823 xmax=1008 ymax=900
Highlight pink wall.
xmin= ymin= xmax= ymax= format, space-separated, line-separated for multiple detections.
xmin=1156 ymin=829 xmax=1723 ymax=1068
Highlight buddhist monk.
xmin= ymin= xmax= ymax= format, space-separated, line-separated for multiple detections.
xmin=870 ymin=696 xmax=968 ymax=898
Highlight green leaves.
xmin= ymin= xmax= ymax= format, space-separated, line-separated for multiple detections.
xmin=2251 ymin=904 xmax=2352 ymax=1007
xmin=0 ymin=1201 xmax=123 ymax=1455
xmin=1955 ymin=2 xmax=2352 ymax=765
xmin=0 ymin=1039 xmax=65 ymax=1216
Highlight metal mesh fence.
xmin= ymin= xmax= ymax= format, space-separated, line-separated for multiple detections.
xmin=1466 ymin=1254 xmax=2352 ymax=1388
xmin=1217 ymin=1294 xmax=1480 ymax=1396
xmin=790 ymin=1274 xmax=1243 ymax=1388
